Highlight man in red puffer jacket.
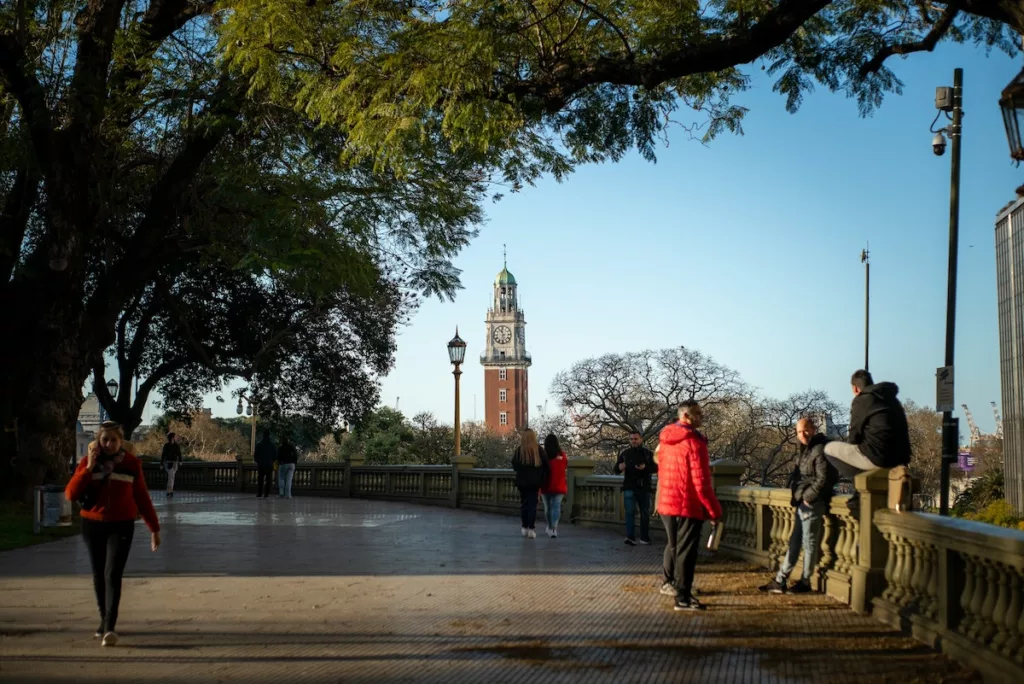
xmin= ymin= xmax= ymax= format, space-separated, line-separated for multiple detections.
xmin=655 ymin=399 xmax=722 ymax=612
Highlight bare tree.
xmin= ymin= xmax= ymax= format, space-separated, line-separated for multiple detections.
xmin=551 ymin=347 xmax=745 ymax=452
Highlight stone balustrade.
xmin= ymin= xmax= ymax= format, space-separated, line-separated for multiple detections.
xmin=141 ymin=457 xmax=1023 ymax=681
xmin=872 ymin=508 xmax=1024 ymax=682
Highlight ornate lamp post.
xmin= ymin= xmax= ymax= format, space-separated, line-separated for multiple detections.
xmin=1000 ymin=67 xmax=1024 ymax=164
xmin=236 ymin=394 xmax=257 ymax=458
xmin=447 ymin=329 xmax=467 ymax=458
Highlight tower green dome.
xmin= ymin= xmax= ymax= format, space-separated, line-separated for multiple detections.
xmin=495 ymin=267 xmax=516 ymax=286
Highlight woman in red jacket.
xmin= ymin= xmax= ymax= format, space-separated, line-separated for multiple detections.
xmin=541 ymin=433 xmax=568 ymax=538
xmin=65 ymin=421 xmax=161 ymax=647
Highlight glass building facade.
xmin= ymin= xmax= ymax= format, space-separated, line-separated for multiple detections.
xmin=995 ymin=196 xmax=1024 ymax=512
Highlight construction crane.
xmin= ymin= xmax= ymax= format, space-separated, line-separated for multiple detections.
xmin=991 ymin=402 xmax=1004 ymax=439
xmin=962 ymin=404 xmax=982 ymax=448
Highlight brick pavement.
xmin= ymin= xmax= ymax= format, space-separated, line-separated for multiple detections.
xmin=0 ymin=493 xmax=976 ymax=683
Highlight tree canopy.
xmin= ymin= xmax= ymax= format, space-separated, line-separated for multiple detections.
xmin=221 ymin=0 xmax=1020 ymax=173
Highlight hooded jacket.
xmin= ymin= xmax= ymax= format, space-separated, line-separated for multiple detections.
xmin=848 ymin=382 xmax=912 ymax=468
xmin=655 ymin=422 xmax=722 ymax=521
xmin=789 ymin=433 xmax=838 ymax=507
xmin=253 ymin=437 xmax=278 ymax=469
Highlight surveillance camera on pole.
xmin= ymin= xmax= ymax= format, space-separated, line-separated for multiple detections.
xmin=932 ymin=132 xmax=946 ymax=156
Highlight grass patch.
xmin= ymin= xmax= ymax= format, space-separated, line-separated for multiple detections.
xmin=0 ymin=500 xmax=80 ymax=552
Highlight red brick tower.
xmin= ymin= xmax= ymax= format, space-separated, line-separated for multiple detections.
xmin=481 ymin=253 xmax=530 ymax=434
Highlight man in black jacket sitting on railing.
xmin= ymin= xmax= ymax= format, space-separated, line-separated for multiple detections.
xmin=759 ymin=416 xmax=838 ymax=595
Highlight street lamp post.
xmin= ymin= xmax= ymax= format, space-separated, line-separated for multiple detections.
xmin=236 ymin=395 xmax=257 ymax=459
xmin=931 ymin=68 xmax=964 ymax=516
xmin=861 ymin=247 xmax=870 ymax=372
xmin=447 ymin=329 xmax=467 ymax=458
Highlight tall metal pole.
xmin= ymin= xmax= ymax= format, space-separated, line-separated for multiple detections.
xmin=250 ymin=408 xmax=257 ymax=459
xmin=862 ymin=248 xmax=870 ymax=371
xmin=940 ymin=68 xmax=963 ymax=516
xmin=453 ymin=365 xmax=462 ymax=457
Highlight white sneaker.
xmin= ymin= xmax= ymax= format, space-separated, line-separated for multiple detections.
xmin=660 ymin=582 xmax=678 ymax=597
xmin=521 ymin=527 xmax=528 ymax=537
xmin=527 ymin=529 xmax=536 ymax=539
xmin=101 ymin=632 xmax=118 ymax=647
xmin=545 ymin=526 xmax=552 ymax=537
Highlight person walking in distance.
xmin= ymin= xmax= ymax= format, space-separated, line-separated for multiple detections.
xmin=616 ymin=430 xmax=657 ymax=546
xmin=512 ymin=429 xmax=548 ymax=539
xmin=541 ymin=433 xmax=568 ymax=538
xmin=160 ymin=432 xmax=182 ymax=498
xmin=760 ymin=416 xmax=838 ymax=594
xmin=825 ymin=370 xmax=912 ymax=482
xmin=277 ymin=434 xmax=299 ymax=499
xmin=655 ymin=401 xmax=722 ymax=611
xmin=64 ymin=421 xmax=161 ymax=647
xmin=253 ymin=430 xmax=277 ymax=499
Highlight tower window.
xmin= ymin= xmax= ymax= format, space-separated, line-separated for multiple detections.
xmin=499 ymin=369 xmax=507 ymax=381
xmin=499 ymin=389 xmax=507 ymax=403
xmin=499 ymin=412 xmax=508 ymax=426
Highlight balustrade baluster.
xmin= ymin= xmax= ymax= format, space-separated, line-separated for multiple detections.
xmin=1004 ymin=569 xmax=1024 ymax=658
xmin=882 ymin=531 xmax=898 ymax=603
xmin=992 ymin=562 xmax=1013 ymax=652
xmin=890 ymin=536 xmax=907 ymax=605
xmin=978 ymin=560 xmax=1000 ymax=644
xmin=959 ymin=555 xmax=978 ymax=636
xmin=923 ymin=543 xmax=938 ymax=621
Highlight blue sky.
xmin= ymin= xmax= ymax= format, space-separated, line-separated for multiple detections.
xmin=188 ymin=42 xmax=1020 ymax=436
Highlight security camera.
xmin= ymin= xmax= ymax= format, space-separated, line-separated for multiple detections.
xmin=932 ymin=132 xmax=946 ymax=156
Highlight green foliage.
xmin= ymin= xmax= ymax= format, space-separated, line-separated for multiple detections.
xmin=219 ymin=1 xmax=1018 ymax=175
xmin=952 ymin=469 xmax=1005 ymax=518
xmin=964 ymin=499 xmax=1024 ymax=531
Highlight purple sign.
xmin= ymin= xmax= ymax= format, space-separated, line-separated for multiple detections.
xmin=957 ymin=449 xmax=975 ymax=472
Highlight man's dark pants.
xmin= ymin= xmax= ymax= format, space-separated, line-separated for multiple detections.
xmin=257 ymin=466 xmax=273 ymax=497
xmin=662 ymin=515 xmax=704 ymax=599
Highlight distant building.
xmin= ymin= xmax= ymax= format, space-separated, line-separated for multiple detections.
xmin=995 ymin=195 xmax=1024 ymax=511
xmin=78 ymin=393 xmax=105 ymax=435
xmin=481 ymin=257 xmax=531 ymax=434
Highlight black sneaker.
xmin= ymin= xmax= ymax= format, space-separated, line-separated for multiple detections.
xmin=789 ymin=579 xmax=812 ymax=594
xmin=624 ymin=538 xmax=637 ymax=546
xmin=758 ymin=579 xmax=787 ymax=594
xmin=674 ymin=596 xmax=706 ymax=611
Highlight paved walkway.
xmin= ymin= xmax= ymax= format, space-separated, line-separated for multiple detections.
xmin=0 ymin=494 xmax=975 ymax=683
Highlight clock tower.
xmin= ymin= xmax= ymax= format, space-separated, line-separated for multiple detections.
xmin=482 ymin=253 xmax=530 ymax=434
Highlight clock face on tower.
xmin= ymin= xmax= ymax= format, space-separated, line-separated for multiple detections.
xmin=493 ymin=325 xmax=512 ymax=344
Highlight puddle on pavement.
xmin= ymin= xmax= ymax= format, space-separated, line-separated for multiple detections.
xmin=162 ymin=511 xmax=420 ymax=528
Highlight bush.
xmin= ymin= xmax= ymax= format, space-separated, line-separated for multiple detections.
xmin=964 ymin=499 xmax=1023 ymax=530
xmin=951 ymin=470 xmax=1004 ymax=517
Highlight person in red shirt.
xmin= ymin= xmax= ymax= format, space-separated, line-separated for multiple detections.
xmin=655 ymin=400 xmax=722 ymax=611
xmin=541 ymin=433 xmax=568 ymax=538
xmin=65 ymin=421 xmax=161 ymax=647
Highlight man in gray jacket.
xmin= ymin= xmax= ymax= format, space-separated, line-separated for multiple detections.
xmin=759 ymin=416 xmax=838 ymax=594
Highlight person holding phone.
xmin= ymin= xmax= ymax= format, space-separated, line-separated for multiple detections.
xmin=65 ymin=421 xmax=161 ymax=647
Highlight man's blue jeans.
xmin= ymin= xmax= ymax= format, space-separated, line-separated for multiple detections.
xmin=277 ymin=463 xmax=296 ymax=498
xmin=624 ymin=489 xmax=651 ymax=541
xmin=776 ymin=500 xmax=826 ymax=584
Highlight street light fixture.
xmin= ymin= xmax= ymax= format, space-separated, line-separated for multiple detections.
xmin=447 ymin=328 xmax=467 ymax=458
xmin=931 ymin=68 xmax=964 ymax=517
xmin=236 ymin=393 xmax=257 ymax=458
xmin=1000 ymin=66 xmax=1024 ymax=163
xmin=106 ymin=378 xmax=119 ymax=399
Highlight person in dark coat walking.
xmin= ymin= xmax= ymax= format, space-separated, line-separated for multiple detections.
xmin=160 ymin=432 xmax=182 ymax=498
xmin=253 ymin=430 xmax=277 ymax=499
xmin=616 ymin=430 xmax=657 ymax=545
xmin=825 ymin=370 xmax=911 ymax=478
xmin=760 ymin=416 xmax=838 ymax=594
xmin=511 ymin=429 xmax=548 ymax=539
